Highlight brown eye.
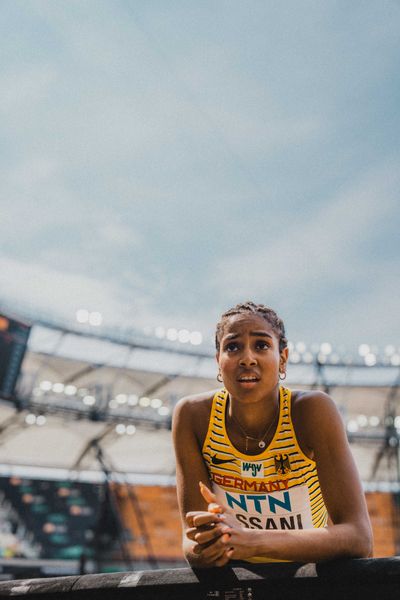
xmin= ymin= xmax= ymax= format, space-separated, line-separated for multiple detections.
xmin=225 ymin=342 xmax=238 ymax=352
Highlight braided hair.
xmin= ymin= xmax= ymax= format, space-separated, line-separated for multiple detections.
xmin=215 ymin=301 xmax=288 ymax=353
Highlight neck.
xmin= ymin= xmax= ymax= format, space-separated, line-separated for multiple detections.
xmin=227 ymin=386 xmax=280 ymax=437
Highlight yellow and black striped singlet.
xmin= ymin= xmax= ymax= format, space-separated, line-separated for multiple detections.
xmin=202 ymin=386 xmax=328 ymax=562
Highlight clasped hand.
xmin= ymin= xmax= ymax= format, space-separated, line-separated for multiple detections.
xmin=185 ymin=482 xmax=253 ymax=566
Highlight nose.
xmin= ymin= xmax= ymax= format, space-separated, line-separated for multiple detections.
xmin=239 ymin=346 xmax=257 ymax=366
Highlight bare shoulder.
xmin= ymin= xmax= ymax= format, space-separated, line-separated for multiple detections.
xmin=173 ymin=389 xmax=219 ymax=446
xmin=292 ymin=388 xmax=339 ymax=420
xmin=291 ymin=389 xmax=345 ymax=453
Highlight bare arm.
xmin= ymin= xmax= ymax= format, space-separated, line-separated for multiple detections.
xmin=172 ymin=395 xmax=231 ymax=567
xmin=217 ymin=392 xmax=373 ymax=562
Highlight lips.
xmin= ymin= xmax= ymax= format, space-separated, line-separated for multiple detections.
xmin=237 ymin=373 xmax=260 ymax=383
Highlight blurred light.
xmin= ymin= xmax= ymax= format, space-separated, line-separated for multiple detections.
xmin=40 ymin=380 xmax=52 ymax=391
xmin=317 ymin=353 xmax=327 ymax=364
xmin=290 ymin=351 xmax=300 ymax=364
xmin=32 ymin=388 xmax=42 ymax=397
xmin=356 ymin=414 xmax=368 ymax=427
xmin=190 ymin=331 xmax=202 ymax=345
xmin=25 ymin=413 xmax=36 ymax=425
xmin=364 ymin=353 xmax=376 ymax=367
xmin=83 ymin=395 xmax=96 ymax=406
xmin=128 ymin=394 xmax=138 ymax=406
xmin=303 ymin=352 xmax=313 ymax=364
xmin=166 ymin=327 xmax=178 ymax=341
xmin=287 ymin=341 xmax=294 ymax=352
xmin=36 ymin=415 xmax=46 ymax=426
xmin=330 ymin=353 xmax=340 ymax=364
xmin=139 ymin=396 xmax=150 ymax=407
xmin=64 ymin=385 xmax=77 ymax=396
xmin=158 ymin=406 xmax=170 ymax=416
xmin=115 ymin=424 xmax=126 ymax=435
xmin=385 ymin=345 xmax=395 ymax=356
xmin=116 ymin=394 xmax=127 ymax=404
xmin=296 ymin=342 xmax=306 ymax=354
xmin=88 ymin=311 xmax=102 ymax=326
xmin=108 ymin=399 xmax=118 ymax=409
xmin=78 ymin=388 xmax=88 ymax=397
xmin=76 ymin=309 xmax=89 ymax=323
xmin=151 ymin=398 xmax=163 ymax=409
xmin=394 ymin=416 xmax=400 ymax=430
xmin=178 ymin=329 xmax=190 ymax=343
xmin=369 ymin=416 xmax=380 ymax=427
xmin=391 ymin=354 xmax=400 ymax=366
xmin=358 ymin=344 xmax=370 ymax=357
xmin=347 ymin=420 xmax=359 ymax=433
xmin=52 ymin=383 xmax=65 ymax=393
xmin=155 ymin=326 xmax=165 ymax=339
xmin=126 ymin=424 xmax=136 ymax=435
xmin=320 ymin=343 xmax=332 ymax=355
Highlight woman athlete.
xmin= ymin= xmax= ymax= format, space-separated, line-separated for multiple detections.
xmin=172 ymin=302 xmax=372 ymax=567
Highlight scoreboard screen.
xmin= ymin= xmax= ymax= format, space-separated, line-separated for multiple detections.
xmin=0 ymin=314 xmax=31 ymax=399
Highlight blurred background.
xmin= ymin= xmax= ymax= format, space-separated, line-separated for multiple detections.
xmin=0 ymin=0 xmax=399 ymax=579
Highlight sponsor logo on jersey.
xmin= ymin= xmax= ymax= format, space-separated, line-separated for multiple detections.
xmin=274 ymin=453 xmax=291 ymax=474
xmin=211 ymin=454 xmax=236 ymax=466
xmin=241 ymin=461 xmax=264 ymax=478
xmin=225 ymin=490 xmax=292 ymax=515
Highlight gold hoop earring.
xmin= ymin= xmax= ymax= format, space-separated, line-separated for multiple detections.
xmin=217 ymin=371 xmax=223 ymax=383
xmin=279 ymin=372 xmax=286 ymax=381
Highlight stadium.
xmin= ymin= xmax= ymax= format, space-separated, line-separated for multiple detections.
xmin=0 ymin=304 xmax=399 ymax=584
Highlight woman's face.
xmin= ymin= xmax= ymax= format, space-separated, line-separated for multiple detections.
xmin=216 ymin=313 xmax=287 ymax=403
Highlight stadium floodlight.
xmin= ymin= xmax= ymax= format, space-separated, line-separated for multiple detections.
xmin=347 ymin=420 xmax=359 ymax=433
xmin=155 ymin=326 xmax=165 ymax=339
xmin=150 ymin=398 xmax=162 ymax=409
xmin=166 ymin=327 xmax=178 ymax=341
xmin=358 ymin=344 xmax=370 ymax=357
xmin=76 ymin=309 xmax=89 ymax=323
xmin=190 ymin=331 xmax=202 ymax=345
xmin=385 ymin=345 xmax=395 ymax=356
xmin=356 ymin=415 xmax=368 ymax=427
xmin=52 ymin=383 xmax=65 ymax=393
xmin=25 ymin=413 xmax=36 ymax=425
xmin=83 ymin=395 xmax=96 ymax=406
xmin=296 ymin=341 xmax=306 ymax=353
xmin=128 ymin=394 xmax=138 ymax=406
xmin=320 ymin=342 xmax=332 ymax=355
xmin=178 ymin=329 xmax=190 ymax=343
xmin=364 ymin=353 xmax=377 ymax=367
xmin=40 ymin=380 xmax=52 ymax=391
xmin=391 ymin=354 xmax=400 ymax=366
xmin=88 ymin=311 xmax=102 ymax=326
xmin=64 ymin=385 xmax=77 ymax=396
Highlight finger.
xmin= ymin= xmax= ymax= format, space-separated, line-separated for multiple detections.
xmin=192 ymin=512 xmax=224 ymax=527
xmin=194 ymin=524 xmax=226 ymax=545
xmin=199 ymin=481 xmax=217 ymax=504
xmin=214 ymin=553 xmax=230 ymax=567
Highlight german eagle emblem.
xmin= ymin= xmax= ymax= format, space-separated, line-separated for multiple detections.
xmin=274 ymin=453 xmax=291 ymax=475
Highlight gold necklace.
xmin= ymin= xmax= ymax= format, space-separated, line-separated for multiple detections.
xmin=228 ymin=397 xmax=279 ymax=452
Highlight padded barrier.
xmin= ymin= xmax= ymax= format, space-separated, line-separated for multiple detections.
xmin=0 ymin=557 xmax=399 ymax=600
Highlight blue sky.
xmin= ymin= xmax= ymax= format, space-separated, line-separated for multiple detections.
xmin=0 ymin=1 xmax=399 ymax=350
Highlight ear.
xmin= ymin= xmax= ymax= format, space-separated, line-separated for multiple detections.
xmin=280 ymin=347 xmax=289 ymax=369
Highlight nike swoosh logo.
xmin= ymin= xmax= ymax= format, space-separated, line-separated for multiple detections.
xmin=211 ymin=454 xmax=236 ymax=466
